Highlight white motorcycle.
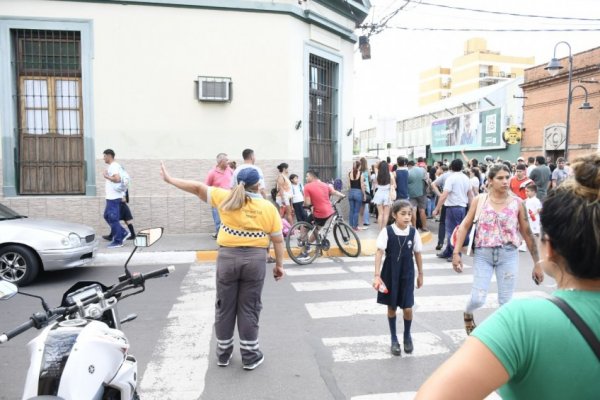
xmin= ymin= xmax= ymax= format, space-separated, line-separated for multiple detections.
xmin=0 ymin=227 xmax=174 ymax=400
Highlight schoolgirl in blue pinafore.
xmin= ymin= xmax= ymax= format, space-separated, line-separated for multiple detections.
xmin=377 ymin=225 xmax=416 ymax=309
xmin=373 ymin=200 xmax=424 ymax=357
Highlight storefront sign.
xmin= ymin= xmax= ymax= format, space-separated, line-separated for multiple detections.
xmin=431 ymin=108 xmax=504 ymax=153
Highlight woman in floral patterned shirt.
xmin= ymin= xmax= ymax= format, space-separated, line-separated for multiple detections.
xmin=450 ymin=164 xmax=544 ymax=334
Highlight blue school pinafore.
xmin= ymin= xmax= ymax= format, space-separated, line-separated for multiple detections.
xmin=377 ymin=225 xmax=416 ymax=309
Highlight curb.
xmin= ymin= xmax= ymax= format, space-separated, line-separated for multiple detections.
xmin=195 ymin=231 xmax=433 ymax=263
xmin=91 ymin=232 xmax=434 ymax=265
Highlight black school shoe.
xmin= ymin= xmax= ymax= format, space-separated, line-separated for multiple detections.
xmin=102 ymin=235 xmax=112 ymax=241
xmin=391 ymin=341 xmax=401 ymax=356
xmin=404 ymin=337 xmax=414 ymax=354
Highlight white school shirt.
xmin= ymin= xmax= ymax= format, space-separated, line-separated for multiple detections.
xmin=291 ymin=183 xmax=304 ymax=203
xmin=376 ymin=224 xmax=423 ymax=252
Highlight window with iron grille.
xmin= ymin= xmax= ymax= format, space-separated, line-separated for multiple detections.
xmin=13 ymin=29 xmax=85 ymax=195
xmin=308 ymin=54 xmax=338 ymax=182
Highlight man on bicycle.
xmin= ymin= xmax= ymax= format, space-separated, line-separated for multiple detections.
xmin=304 ymin=170 xmax=346 ymax=225
xmin=299 ymin=170 xmax=346 ymax=257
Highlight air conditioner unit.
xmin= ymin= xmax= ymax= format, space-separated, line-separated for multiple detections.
xmin=197 ymin=77 xmax=231 ymax=102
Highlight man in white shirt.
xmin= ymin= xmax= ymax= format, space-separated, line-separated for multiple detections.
xmin=102 ymin=149 xmax=130 ymax=248
xmin=526 ymin=156 xmax=536 ymax=178
xmin=432 ymin=159 xmax=473 ymax=260
xmin=231 ymin=148 xmax=267 ymax=199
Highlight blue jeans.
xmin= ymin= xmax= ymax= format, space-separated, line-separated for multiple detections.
xmin=211 ymin=207 xmax=221 ymax=234
xmin=426 ymin=196 xmax=435 ymax=217
xmin=441 ymin=206 xmax=466 ymax=257
xmin=466 ymin=245 xmax=519 ymax=312
xmin=104 ymin=199 xmax=128 ymax=243
xmin=348 ymin=188 xmax=363 ymax=228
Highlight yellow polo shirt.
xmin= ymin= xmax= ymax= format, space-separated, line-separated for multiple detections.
xmin=209 ymin=187 xmax=282 ymax=248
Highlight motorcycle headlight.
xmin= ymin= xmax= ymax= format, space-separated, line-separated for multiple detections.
xmin=62 ymin=233 xmax=82 ymax=248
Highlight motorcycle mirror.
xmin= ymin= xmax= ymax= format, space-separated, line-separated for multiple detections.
xmin=134 ymin=227 xmax=164 ymax=248
xmin=124 ymin=227 xmax=165 ymax=278
xmin=0 ymin=280 xmax=18 ymax=300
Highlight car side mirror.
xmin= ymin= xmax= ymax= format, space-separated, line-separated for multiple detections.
xmin=133 ymin=227 xmax=164 ymax=247
xmin=0 ymin=281 xmax=18 ymax=300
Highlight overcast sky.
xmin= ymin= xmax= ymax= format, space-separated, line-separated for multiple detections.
xmin=353 ymin=0 xmax=600 ymax=131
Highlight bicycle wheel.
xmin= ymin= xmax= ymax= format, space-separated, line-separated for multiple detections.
xmin=286 ymin=221 xmax=319 ymax=265
xmin=333 ymin=221 xmax=361 ymax=257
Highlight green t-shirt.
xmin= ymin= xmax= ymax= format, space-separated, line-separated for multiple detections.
xmin=473 ymin=290 xmax=600 ymax=400
xmin=408 ymin=167 xmax=426 ymax=198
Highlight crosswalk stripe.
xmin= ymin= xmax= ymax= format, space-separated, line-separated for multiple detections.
xmin=285 ymin=266 xmax=348 ymax=276
xmin=298 ymin=253 xmax=443 ymax=265
xmin=348 ymin=263 xmax=473 ymax=273
xmin=139 ymin=265 xmax=215 ymax=400
xmin=292 ymin=279 xmax=371 ymax=291
xmin=305 ymin=291 xmax=547 ymax=319
xmin=322 ymin=333 xmax=449 ymax=362
xmin=351 ymin=391 xmax=501 ymax=400
xmin=291 ymin=273 xmax=486 ymax=288
xmin=425 ymin=275 xmax=495 ymax=285
xmin=443 ymin=329 xmax=468 ymax=346
xmin=313 ymin=256 xmax=372 ymax=264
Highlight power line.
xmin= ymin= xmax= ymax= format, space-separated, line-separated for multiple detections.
xmin=389 ymin=26 xmax=600 ymax=32
xmin=417 ymin=1 xmax=600 ymax=22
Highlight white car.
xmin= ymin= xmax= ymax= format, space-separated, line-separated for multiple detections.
xmin=0 ymin=203 xmax=99 ymax=285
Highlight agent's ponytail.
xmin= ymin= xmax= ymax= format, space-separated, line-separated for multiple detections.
xmin=220 ymin=183 xmax=249 ymax=211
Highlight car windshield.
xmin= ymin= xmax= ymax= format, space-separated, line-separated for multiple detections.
xmin=0 ymin=203 xmax=27 ymax=220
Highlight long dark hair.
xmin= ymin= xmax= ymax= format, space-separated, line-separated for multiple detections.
xmin=541 ymin=153 xmax=600 ymax=279
xmin=377 ymin=161 xmax=391 ymax=185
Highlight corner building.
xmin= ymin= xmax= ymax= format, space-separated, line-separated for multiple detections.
xmin=0 ymin=0 xmax=370 ymax=233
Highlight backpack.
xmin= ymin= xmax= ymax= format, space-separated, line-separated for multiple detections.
xmin=333 ymin=178 xmax=343 ymax=191
xmin=270 ymin=187 xmax=278 ymax=202
xmin=116 ymin=167 xmax=131 ymax=193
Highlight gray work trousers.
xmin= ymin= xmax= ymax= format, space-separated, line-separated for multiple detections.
xmin=214 ymin=246 xmax=267 ymax=365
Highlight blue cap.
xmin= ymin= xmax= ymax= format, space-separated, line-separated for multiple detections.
xmin=236 ymin=167 xmax=260 ymax=187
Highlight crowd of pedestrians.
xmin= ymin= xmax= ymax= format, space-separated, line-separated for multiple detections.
xmin=99 ymin=145 xmax=597 ymax=390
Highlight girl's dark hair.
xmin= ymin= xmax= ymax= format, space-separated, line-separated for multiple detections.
xmin=391 ymin=199 xmax=412 ymax=214
xmin=470 ymin=167 xmax=481 ymax=180
xmin=487 ymin=163 xmax=510 ymax=180
xmin=277 ymin=163 xmax=289 ymax=172
xmin=289 ymin=174 xmax=298 ymax=181
xmin=377 ymin=161 xmax=391 ymax=185
xmin=541 ymin=153 xmax=600 ymax=279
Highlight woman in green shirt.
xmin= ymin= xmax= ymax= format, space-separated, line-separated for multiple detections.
xmin=416 ymin=153 xmax=600 ymax=400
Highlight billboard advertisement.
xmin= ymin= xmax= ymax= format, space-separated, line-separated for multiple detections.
xmin=431 ymin=108 xmax=504 ymax=153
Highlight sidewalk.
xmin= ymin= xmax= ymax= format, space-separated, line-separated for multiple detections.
xmin=92 ymin=223 xmax=435 ymax=266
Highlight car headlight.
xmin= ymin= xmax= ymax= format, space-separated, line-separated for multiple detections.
xmin=62 ymin=233 xmax=82 ymax=248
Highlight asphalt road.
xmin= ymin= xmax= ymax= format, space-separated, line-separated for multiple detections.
xmin=0 ymin=246 xmax=556 ymax=400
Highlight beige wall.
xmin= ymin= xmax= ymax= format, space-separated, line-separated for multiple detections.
xmin=0 ymin=1 xmax=357 ymax=233
xmin=2 ymin=158 xmax=304 ymax=234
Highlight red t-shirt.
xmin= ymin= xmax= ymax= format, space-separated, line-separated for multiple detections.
xmin=303 ymin=180 xmax=334 ymax=218
xmin=510 ymin=176 xmax=532 ymax=200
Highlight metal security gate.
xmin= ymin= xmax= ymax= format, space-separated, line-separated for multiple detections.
xmin=308 ymin=54 xmax=338 ymax=182
xmin=13 ymin=29 xmax=85 ymax=195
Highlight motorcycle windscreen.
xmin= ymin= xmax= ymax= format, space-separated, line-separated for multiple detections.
xmin=37 ymin=330 xmax=79 ymax=396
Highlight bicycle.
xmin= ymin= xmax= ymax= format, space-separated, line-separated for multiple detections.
xmin=285 ymin=197 xmax=361 ymax=265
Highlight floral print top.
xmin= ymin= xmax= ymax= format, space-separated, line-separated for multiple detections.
xmin=475 ymin=195 xmax=522 ymax=248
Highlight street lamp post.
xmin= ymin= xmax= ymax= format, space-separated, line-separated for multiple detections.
xmin=545 ymin=42 xmax=595 ymax=161
xmin=545 ymin=41 xmax=573 ymax=160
